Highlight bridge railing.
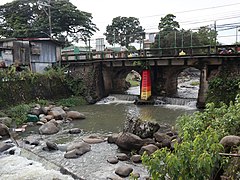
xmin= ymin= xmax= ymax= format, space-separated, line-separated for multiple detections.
xmin=60 ymin=44 xmax=240 ymax=62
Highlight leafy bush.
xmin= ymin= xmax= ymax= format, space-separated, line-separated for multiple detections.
xmin=56 ymin=96 xmax=87 ymax=107
xmin=207 ymin=76 xmax=240 ymax=106
xmin=142 ymin=128 xmax=223 ymax=180
xmin=142 ymin=95 xmax=240 ymax=179
xmin=5 ymin=104 xmax=31 ymax=125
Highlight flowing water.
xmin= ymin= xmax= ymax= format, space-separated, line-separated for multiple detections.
xmin=0 ymin=80 xmax=199 ymax=180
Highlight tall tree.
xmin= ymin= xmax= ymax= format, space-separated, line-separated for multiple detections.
xmin=158 ymin=14 xmax=180 ymax=32
xmin=195 ymin=26 xmax=217 ymax=46
xmin=152 ymin=14 xmax=217 ymax=50
xmin=104 ymin=16 xmax=144 ymax=48
xmin=152 ymin=14 xmax=180 ymax=50
xmin=0 ymin=0 xmax=98 ymax=43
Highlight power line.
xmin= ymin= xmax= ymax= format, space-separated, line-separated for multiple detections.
xmin=138 ymin=2 xmax=240 ymax=19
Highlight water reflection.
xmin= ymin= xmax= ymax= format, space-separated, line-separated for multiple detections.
xmin=71 ymin=102 xmax=195 ymax=135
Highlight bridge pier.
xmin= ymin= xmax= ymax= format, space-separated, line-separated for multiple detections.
xmin=197 ymin=65 xmax=208 ymax=108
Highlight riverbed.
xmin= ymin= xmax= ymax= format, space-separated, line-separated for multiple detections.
xmin=0 ymin=97 xmax=197 ymax=180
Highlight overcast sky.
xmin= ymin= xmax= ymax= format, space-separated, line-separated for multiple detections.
xmin=1 ymin=0 xmax=240 ymax=46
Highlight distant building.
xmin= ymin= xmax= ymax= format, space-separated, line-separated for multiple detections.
xmin=0 ymin=38 xmax=63 ymax=72
xmin=61 ymin=46 xmax=90 ymax=61
xmin=104 ymin=47 xmax=128 ymax=58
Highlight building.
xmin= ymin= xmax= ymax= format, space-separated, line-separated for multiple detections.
xmin=0 ymin=38 xmax=62 ymax=72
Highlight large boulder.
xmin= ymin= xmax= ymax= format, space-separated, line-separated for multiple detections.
xmin=64 ymin=142 xmax=91 ymax=159
xmin=139 ymin=144 xmax=158 ymax=155
xmin=115 ymin=132 xmax=145 ymax=151
xmin=48 ymin=107 xmax=66 ymax=120
xmin=0 ymin=123 xmax=10 ymax=137
xmin=154 ymin=132 xmax=172 ymax=149
xmin=39 ymin=121 xmax=59 ymax=135
xmin=220 ymin=135 xmax=240 ymax=153
xmin=0 ymin=142 xmax=14 ymax=153
xmin=115 ymin=165 xmax=133 ymax=177
xmin=0 ymin=117 xmax=12 ymax=127
xmin=66 ymin=111 xmax=85 ymax=120
xmin=124 ymin=117 xmax=160 ymax=138
xmin=107 ymin=133 xmax=119 ymax=144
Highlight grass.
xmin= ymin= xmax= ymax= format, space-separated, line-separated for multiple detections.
xmin=55 ymin=96 xmax=87 ymax=107
xmin=127 ymin=80 xmax=140 ymax=87
xmin=190 ymin=81 xmax=200 ymax=86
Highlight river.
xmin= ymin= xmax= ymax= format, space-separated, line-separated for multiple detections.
xmin=0 ymin=80 xmax=199 ymax=180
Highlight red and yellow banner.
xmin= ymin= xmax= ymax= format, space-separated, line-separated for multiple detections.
xmin=141 ymin=69 xmax=151 ymax=100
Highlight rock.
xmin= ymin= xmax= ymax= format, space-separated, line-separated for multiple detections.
xmin=63 ymin=107 xmax=70 ymax=111
xmin=30 ymin=140 xmax=40 ymax=146
xmin=30 ymin=107 xmax=44 ymax=116
xmin=65 ymin=142 xmax=91 ymax=158
xmin=82 ymin=135 xmax=105 ymax=144
xmin=0 ymin=123 xmax=10 ymax=137
xmin=107 ymin=157 xmax=119 ymax=164
xmin=46 ymin=141 xmax=58 ymax=151
xmin=124 ymin=117 xmax=160 ymax=138
xmin=131 ymin=154 xmax=142 ymax=163
xmin=107 ymin=133 xmax=119 ymax=144
xmin=115 ymin=132 xmax=145 ymax=151
xmin=45 ymin=115 xmax=54 ymax=121
xmin=64 ymin=149 xmax=79 ymax=159
xmin=107 ymin=174 xmax=124 ymax=180
xmin=39 ymin=121 xmax=59 ymax=135
xmin=0 ymin=142 xmax=13 ymax=153
xmin=220 ymin=135 xmax=240 ymax=153
xmin=139 ymin=144 xmax=158 ymax=155
xmin=36 ymin=121 xmax=45 ymax=126
xmin=154 ymin=132 xmax=171 ymax=143
xmin=39 ymin=118 xmax=48 ymax=123
xmin=69 ymin=128 xmax=81 ymax=134
xmin=48 ymin=107 xmax=66 ymax=120
xmin=131 ymin=172 xmax=140 ymax=179
xmin=66 ymin=111 xmax=86 ymax=120
xmin=115 ymin=166 xmax=133 ymax=177
xmin=0 ymin=117 xmax=12 ymax=127
xmin=116 ymin=153 xmax=129 ymax=161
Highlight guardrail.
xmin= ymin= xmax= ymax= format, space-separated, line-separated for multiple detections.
xmin=61 ymin=45 xmax=240 ymax=62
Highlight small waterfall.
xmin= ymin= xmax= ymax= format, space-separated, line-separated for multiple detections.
xmin=96 ymin=94 xmax=138 ymax=104
xmin=155 ymin=97 xmax=197 ymax=109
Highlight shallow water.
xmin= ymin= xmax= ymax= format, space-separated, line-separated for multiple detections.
xmin=1 ymin=95 xmax=198 ymax=180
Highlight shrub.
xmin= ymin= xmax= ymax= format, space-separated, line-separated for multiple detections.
xmin=142 ymin=94 xmax=240 ymax=179
xmin=5 ymin=104 xmax=31 ymax=126
xmin=56 ymin=96 xmax=87 ymax=107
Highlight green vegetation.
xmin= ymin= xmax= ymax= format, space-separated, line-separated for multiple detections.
xmin=0 ymin=67 xmax=89 ymax=125
xmin=0 ymin=0 xmax=98 ymax=44
xmin=207 ymin=76 xmax=240 ymax=106
xmin=5 ymin=104 xmax=31 ymax=126
xmin=0 ymin=66 xmax=89 ymax=108
xmin=127 ymin=80 xmax=140 ymax=87
xmin=190 ymin=81 xmax=200 ymax=86
xmin=142 ymin=95 xmax=240 ymax=180
xmin=126 ymin=72 xmax=140 ymax=87
xmin=104 ymin=16 xmax=144 ymax=48
xmin=56 ymin=96 xmax=87 ymax=107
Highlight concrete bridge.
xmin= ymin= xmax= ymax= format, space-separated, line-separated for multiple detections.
xmin=60 ymin=45 xmax=240 ymax=108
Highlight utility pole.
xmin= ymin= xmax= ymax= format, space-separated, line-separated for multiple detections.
xmin=236 ymin=26 xmax=239 ymax=44
xmin=214 ymin=21 xmax=217 ymax=53
xmin=38 ymin=0 xmax=52 ymax=38
xmin=48 ymin=0 xmax=52 ymax=39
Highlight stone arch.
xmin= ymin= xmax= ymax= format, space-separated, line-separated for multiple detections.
xmin=176 ymin=67 xmax=201 ymax=99
xmin=111 ymin=67 xmax=142 ymax=94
